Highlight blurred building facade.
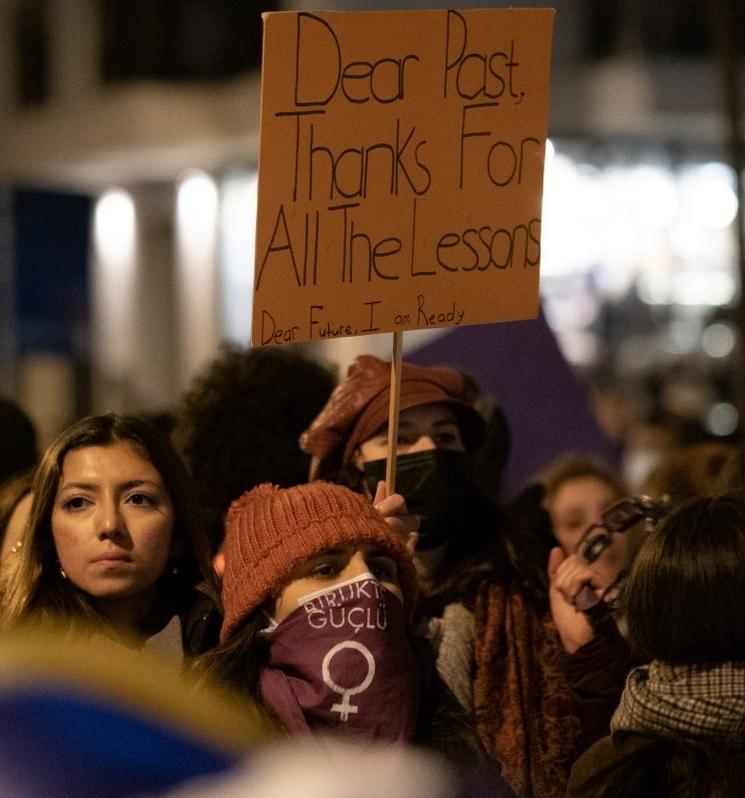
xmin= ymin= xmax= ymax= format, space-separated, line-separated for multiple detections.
xmin=0 ymin=0 xmax=743 ymax=452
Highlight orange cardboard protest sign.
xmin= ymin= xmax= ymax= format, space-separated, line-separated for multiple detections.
xmin=252 ymin=8 xmax=554 ymax=346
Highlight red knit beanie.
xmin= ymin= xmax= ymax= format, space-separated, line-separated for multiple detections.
xmin=220 ymin=481 xmax=418 ymax=642
xmin=299 ymin=355 xmax=487 ymax=479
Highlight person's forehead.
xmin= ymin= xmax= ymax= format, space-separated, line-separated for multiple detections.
xmin=60 ymin=441 xmax=161 ymax=482
xmin=554 ymin=475 xmax=618 ymax=503
xmin=398 ymin=402 xmax=458 ymax=426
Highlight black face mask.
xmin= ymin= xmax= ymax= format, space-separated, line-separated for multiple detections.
xmin=362 ymin=449 xmax=477 ymax=550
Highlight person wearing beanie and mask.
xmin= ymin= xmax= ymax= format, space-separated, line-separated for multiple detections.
xmin=194 ymin=480 xmax=491 ymax=769
xmin=300 ymin=355 xmax=595 ymax=798
xmin=301 ymin=356 xmax=513 ymax=581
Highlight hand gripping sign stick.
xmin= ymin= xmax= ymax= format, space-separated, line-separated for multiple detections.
xmin=384 ymin=331 xmax=404 ymax=495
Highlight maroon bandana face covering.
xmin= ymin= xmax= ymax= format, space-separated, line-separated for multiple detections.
xmin=259 ymin=573 xmax=421 ymax=743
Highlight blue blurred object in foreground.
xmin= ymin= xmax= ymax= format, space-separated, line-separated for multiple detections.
xmin=0 ymin=627 xmax=272 ymax=798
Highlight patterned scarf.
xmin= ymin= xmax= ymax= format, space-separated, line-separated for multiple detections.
xmin=473 ymin=583 xmax=583 ymax=798
xmin=611 ymin=660 xmax=745 ymax=748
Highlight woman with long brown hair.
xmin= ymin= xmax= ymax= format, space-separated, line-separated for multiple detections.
xmin=0 ymin=414 xmax=218 ymax=657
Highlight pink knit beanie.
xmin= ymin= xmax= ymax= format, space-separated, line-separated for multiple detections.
xmin=220 ymin=481 xmax=418 ymax=642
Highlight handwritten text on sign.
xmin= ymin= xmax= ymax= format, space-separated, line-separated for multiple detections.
xmin=253 ymin=9 xmax=554 ymax=345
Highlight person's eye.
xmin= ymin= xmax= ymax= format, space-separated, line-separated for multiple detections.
xmin=434 ymin=432 xmax=457 ymax=446
xmin=581 ymin=534 xmax=610 ymax=563
xmin=62 ymin=496 xmax=90 ymax=511
xmin=126 ymin=492 xmax=156 ymax=507
xmin=310 ymin=561 xmax=341 ymax=579
xmin=370 ymin=559 xmax=397 ymax=581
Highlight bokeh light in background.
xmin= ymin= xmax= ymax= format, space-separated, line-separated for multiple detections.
xmin=175 ymin=169 xmax=220 ymax=387
xmin=94 ymin=189 xmax=136 ymax=268
xmin=541 ymin=150 xmax=739 ymax=313
xmin=702 ymin=322 xmax=736 ymax=359
xmin=177 ymin=171 xmax=219 ymax=256
xmin=5 ymin=0 xmax=745 ymax=472
xmin=220 ymin=169 xmax=257 ymax=345
xmin=93 ymin=188 xmax=137 ymax=375
xmin=707 ymin=402 xmax=739 ymax=437
xmin=86 ymin=140 xmax=742 ymax=437
xmin=542 ymin=150 xmax=738 ymax=307
xmin=540 ymin=142 xmax=740 ymax=435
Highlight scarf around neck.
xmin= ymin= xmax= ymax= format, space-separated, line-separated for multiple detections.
xmin=611 ymin=660 xmax=745 ymax=748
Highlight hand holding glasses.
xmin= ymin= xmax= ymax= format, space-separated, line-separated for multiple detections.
xmin=573 ymin=495 xmax=670 ymax=614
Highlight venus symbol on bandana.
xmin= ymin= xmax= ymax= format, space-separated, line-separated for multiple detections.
xmin=322 ymin=640 xmax=376 ymax=721
xmin=260 ymin=572 xmax=420 ymax=741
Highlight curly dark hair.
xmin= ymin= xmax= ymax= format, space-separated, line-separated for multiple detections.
xmin=174 ymin=345 xmax=336 ymax=551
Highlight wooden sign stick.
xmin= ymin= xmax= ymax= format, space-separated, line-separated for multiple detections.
xmin=385 ymin=330 xmax=404 ymax=494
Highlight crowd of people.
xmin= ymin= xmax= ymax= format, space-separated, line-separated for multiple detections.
xmin=0 ymin=345 xmax=743 ymax=798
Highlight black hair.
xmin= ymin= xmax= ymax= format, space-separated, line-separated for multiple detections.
xmin=581 ymin=735 xmax=745 ymax=798
xmin=625 ymin=492 xmax=745 ymax=664
xmin=333 ymin=459 xmax=548 ymax=613
xmin=174 ymin=345 xmax=336 ymax=551
xmin=0 ymin=397 xmax=37 ymax=484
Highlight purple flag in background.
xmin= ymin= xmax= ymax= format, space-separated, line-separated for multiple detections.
xmin=407 ymin=310 xmax=617 ymax=495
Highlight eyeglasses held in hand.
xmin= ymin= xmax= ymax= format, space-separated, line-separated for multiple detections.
xmin=575 ymin=495 xmax=670 ymax=565
xmin=573 ymin=495 xmax=670 ymax=614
